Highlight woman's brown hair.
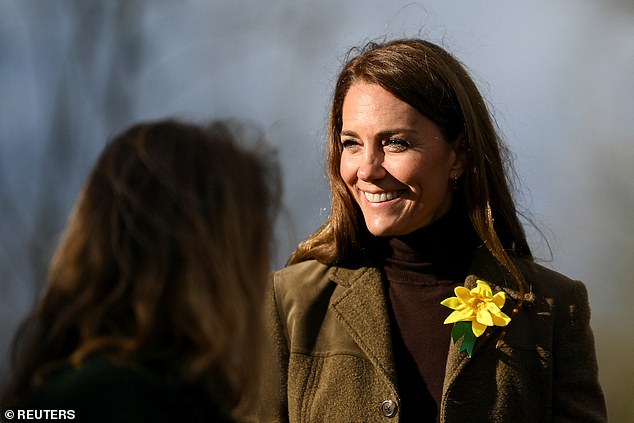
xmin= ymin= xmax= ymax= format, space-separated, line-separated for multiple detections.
xmin=290 ymin=38 xmax=531 ymax=296
xmin=2 ymin=119 xmax=280 ymax=419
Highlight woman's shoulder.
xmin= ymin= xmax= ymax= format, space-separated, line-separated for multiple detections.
xmin=273 ymin=259 xmax=334 ymax=299
xmin=515 ymin=259 xmax=594 ymax=322
xmin=24 ymin=355 xmax=154 ymax=403
xmin=22 ymin=354 xmax=232 ymax=422
xmin=274 ymin=259 xmax=330 ymax=279
xmin=273 ymin=258 xmax=381 ymax=290
xmin=519 ymin=258 xmax=587 ymax=297
xmin=471 ymin=246 xmax=588 ymax=300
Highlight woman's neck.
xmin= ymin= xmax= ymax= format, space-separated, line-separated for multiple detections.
xmin=378 ymin=206 xmax=481 ymax=283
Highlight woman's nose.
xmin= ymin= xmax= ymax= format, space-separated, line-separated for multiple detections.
xmin=357 ymin=152 xmax=386 ymax=181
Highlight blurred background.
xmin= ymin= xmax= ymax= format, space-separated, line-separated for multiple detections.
xmin=1 ymin=0 xmax=632 ymax=420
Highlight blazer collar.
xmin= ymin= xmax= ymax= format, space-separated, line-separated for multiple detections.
xmin=328 ymin=265 xmax=398 ymax=389
xmin=466 ymin=246 xmax=524 ymax=300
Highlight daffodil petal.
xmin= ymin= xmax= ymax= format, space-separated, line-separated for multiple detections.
xmin=455 ymin=286 xmax=471 ymax=303
xmin=444 ymin=308 xmax=474 ymax=324
xmin=491 ymin=311 xmax=511 ymax=326
xmin=472 ymin=320 xmax=487 ymax=337
xmin=485 ymin=301 xmax=502 ymax=314
xmin=473 ymin=280 xmax=493 ymax=297
xmin=440 ymin=297 xmax=462 ymax=309
xmin=476 ymin=309 xmax=494 ymax=326
xmin=492 ymin=291 xmax=506 ymax=308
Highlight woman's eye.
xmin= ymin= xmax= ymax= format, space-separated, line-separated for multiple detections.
xmin=382 ymin=138 xmax=410 ymax=151
xmin=342 ymin=139 xmax=360 ymax=149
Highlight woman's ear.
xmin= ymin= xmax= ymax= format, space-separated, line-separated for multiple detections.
xmin=449 ymin=134 xmax=467 ymax=178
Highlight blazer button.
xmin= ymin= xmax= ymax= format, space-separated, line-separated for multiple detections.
xmin=380 ymin=399 xmax=398 ymax=418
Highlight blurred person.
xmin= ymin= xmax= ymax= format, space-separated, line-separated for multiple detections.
xmin=261 ymin=39 xmax=606 ymax=422
xmin=0 ymin=119 xmax=281 ymax=422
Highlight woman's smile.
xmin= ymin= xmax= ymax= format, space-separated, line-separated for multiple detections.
xmin=362 ymin=190 xmax=405 ymax=203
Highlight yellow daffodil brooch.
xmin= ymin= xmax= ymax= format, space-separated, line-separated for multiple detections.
xmin=441 ymin=279 xmax=511 ymax=357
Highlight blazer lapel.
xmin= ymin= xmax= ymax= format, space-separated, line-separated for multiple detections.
xmin=442 ymin=246 xmax=525 ymax=396
xmin=329 ymin=265 xmax=397 ymax=389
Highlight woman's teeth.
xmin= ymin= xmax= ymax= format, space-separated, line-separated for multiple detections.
xmin=364 ymin=191 xmax=401 ymax=203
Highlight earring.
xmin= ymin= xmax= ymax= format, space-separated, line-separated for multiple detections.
xmin=451 ymin=174 xmax=459 ymax=190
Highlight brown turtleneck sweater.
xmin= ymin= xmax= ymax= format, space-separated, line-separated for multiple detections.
xmin=380 ymin=207 xmax=481 ymax=422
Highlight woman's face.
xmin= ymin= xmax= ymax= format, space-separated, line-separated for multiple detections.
xmin=339 ymin=82 xmax=464 ymax=237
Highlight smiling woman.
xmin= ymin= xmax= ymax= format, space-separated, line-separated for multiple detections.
xmin=257 ymin=38 xmax=607 ymax=423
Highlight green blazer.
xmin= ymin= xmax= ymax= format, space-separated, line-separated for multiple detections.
xmin=261 ymin=247 xmax=607 ymax=422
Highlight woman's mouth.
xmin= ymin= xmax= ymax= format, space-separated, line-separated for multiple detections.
xmin=363 ymin=190 xmax=404 ymax=203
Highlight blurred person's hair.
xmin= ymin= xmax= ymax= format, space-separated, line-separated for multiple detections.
xmin=290 ymin=38 xmax=531 ymax=296
xmin=1 ymin=119 xmax=281 ymax=419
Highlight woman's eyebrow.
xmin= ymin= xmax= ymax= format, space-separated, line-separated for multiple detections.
xmin=340 ymin=128 xmax=418 ymax=137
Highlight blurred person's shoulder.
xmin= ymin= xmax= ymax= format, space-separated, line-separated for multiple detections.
xmin=21 ymin=354 xmax=233 ymax=422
